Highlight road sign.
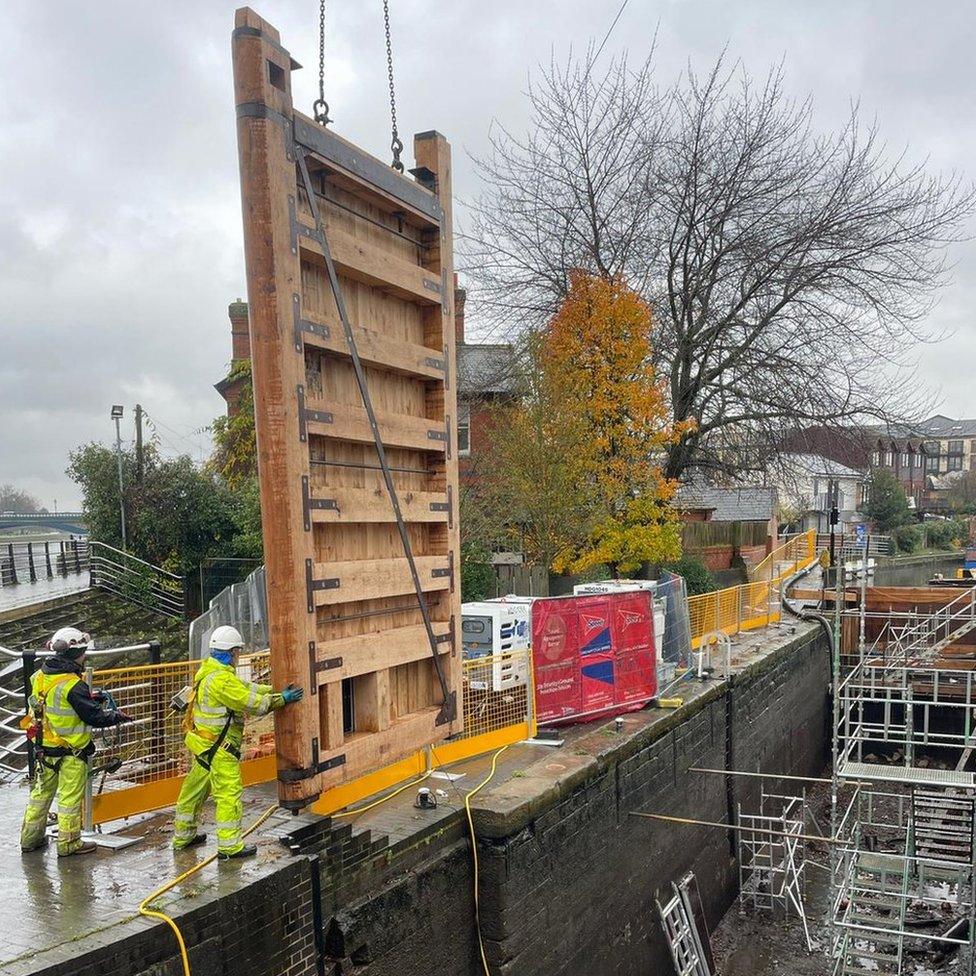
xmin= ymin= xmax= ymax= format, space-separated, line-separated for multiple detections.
xmin=854 ymin=523 xmax=867 ymax=550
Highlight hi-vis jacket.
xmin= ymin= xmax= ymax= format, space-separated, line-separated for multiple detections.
xmin=30 ymin=655 xmax=126 ymax=756
xmin=185 ymin=656 xmax=283 ymax=756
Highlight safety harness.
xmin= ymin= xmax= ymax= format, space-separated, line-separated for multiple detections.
xmin=184 ymin=672 xmax=239 ymax=770
xmin=22 ymin=672 xmax=88 ymax=774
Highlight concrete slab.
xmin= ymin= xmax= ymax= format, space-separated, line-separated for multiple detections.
xmin=0 ymin=779 xmax=291 ymax=971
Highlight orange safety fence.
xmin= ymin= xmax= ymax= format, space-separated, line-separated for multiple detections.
xmin=687 ymin=529 xmax=818 ymax=648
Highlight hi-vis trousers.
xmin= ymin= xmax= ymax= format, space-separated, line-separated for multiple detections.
xmin=21 ymin=754 xmax=87 ymax=855
xmin=172 ymin=747 xmax=244 ymax=855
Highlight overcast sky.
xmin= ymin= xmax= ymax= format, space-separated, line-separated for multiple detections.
xmin=2 ymin=0 xmax=974 ymax=509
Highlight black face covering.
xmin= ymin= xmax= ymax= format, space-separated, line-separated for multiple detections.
xmin=52 ymin=640 xmax=85 ymax=661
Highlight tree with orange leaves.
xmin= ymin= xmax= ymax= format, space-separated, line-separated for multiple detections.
xmin=478 ymin=271 xmax=691 ymax=577
xmin=545 ymin=271 xmax=692 ymax=575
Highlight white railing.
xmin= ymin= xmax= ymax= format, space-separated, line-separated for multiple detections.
xmin=0 ymin=640 xmax=162 ymax=781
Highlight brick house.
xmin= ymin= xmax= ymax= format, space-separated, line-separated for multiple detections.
xmin=214 ymin=298 xmax=251 ymax=417
xmin=454 ymin=281 xmax=517 ymax=482
xmin=672 ymin=484 xmax=779 ymax=571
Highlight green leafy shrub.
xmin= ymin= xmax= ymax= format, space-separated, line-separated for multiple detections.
xmin=662 ymin=556 xmax=717 ymax=595
xmin=893 ymin=524 xmax=924 ymax=554
xmin=461 ymin=541 xmax=495 ymax=602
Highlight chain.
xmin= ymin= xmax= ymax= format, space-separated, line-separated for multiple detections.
xmin=383 ymin=0 xmax=404 ymax=172
xmin=313 ymin=0 xmax=331 ymax=125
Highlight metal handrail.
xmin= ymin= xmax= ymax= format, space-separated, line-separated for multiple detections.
xmin=88 ymin=545 xmax=186 ymax=619
xmin=88 ymin=541 xmax=183 ymax=581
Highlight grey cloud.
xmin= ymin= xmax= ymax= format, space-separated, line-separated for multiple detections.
xmin=1 ymin=0 xmax=973 ymax=507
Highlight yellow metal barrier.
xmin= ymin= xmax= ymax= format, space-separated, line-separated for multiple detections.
xmin=687 ymin=529 xmax=817 ymax=647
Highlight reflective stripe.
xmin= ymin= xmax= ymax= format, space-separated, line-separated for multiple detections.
xmin=194 ymin=715 xmax=228 ymax=728
xmin=216 ymin=820 xmax=241 ymax=831
xmin=33 ymin=671 xmax=90 ymax=750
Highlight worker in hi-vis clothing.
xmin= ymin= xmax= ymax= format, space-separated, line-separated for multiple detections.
xmin=172 ymin=625 xmax=304 ymax=859
xmin=21 ymin=627 xmax=132 ymax=857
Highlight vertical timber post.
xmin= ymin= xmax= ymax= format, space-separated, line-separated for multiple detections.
xmin=414 ymin=131 xmax=463 ymax=729
xmin=232 ymin=9 xmax=321 ymax=808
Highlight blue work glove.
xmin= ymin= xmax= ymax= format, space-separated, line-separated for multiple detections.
xmin=281 ymin=684 xmax=305 ymax=704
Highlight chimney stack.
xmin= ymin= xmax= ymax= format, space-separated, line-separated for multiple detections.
xmin=454 ymin=273 xmax=466 ymax=345
xmin=229 ymin=298 xmax=250 ymax=362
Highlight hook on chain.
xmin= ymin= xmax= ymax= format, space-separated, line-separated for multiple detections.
xmin=313 ymin=98 xmax=332 ymax=127
xmin=383 ymin=0 xmax=402 ymax=172
xmin=315 ymin=0 xmax=331 ymax=126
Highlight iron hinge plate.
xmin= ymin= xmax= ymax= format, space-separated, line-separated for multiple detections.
xmin=306 ymin=558 xmax=339 ymax=612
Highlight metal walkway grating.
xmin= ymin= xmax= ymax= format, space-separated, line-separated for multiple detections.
xmin=838 ymin=762 xmax=976 ymax=788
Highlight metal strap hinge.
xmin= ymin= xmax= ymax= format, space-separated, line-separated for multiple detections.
xmin=278 ymin=737 xmax=346 ymax=782
xmin=306 ymin=558 xmax=339 ymax=612
xmin=293 ymin=294 xmax=330 ymax=353
xmin=302 ymin=475 xmax=339 ymax=531
xmin=308 ymin=641 xmax=342 ymax=696
xmin=297 ymin=385 xmax=333 ymax=445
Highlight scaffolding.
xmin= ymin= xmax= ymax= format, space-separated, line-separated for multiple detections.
xmin=830 ymin=558 xmax=976 ymax=976
xmin=738 ymin=788 xmax=813 ymax=950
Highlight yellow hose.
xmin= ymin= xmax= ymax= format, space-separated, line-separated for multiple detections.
xmin=138 ymin=803 xmax=279 ymax=976
xmin=331 ymin=768 xmax=433 ymax=818
xmin=464 ymin=745 xmax=508 ymax=976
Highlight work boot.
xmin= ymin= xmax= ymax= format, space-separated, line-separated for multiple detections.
xmin=218 ymin=844 xmax=257 ymax=860
xmin=173 ymin=833 xmax=207 ymax=851
xmin=58 ymin=841 xmax=97 ymax=858
xmin=21 ymin=836 xmax=49 ymax=853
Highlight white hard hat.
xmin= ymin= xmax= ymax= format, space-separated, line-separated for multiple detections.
xmin=49 ymin=627 xmax=93 ymax=654
xmin=209 ymin=625 xmax=245 ymax=652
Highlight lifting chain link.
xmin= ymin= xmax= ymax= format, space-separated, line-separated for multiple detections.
xmin=313 ymin=0 xmax=332 ymax=125
xmin=383 ymin=0 xmax=404 ymax=173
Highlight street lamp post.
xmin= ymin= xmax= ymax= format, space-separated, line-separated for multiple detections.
xmin=110 ymin=405 xmax=127 ymax=551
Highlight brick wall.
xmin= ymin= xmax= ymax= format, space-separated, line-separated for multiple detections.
xmin=20 ymin=628 xmax=828 ymax=976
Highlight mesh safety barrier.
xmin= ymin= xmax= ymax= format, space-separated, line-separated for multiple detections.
xmin=687 ymin=529 xmax=817 ymax=647
xmin=89 ymin=652 xmax=276 ymax=823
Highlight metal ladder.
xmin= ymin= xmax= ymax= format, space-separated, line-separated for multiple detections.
xmin=657 ymin=873 xmax=712 ymax=976
xmin=837 ymin=850 xmax=907 ymax=974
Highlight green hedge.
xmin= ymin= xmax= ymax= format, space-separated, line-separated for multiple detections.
xmin=893 ymin=524 xmax=924 ymax=554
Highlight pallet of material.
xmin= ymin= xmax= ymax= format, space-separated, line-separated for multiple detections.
xmin=232 ymin=8 xmax=462 ymax=809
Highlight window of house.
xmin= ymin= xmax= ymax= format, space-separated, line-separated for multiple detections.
xmin=871 ymin=450 xmax=882 ymax=466
xmin=949 ymin=439 xmax=964 ymax=456
xmin=948 ymin=455 xmax=963 ymax=472
xmin=901 ymin=452 xmax=911 ymax=468
xmin=926 ymin=454 xmax=940 ymax=473
xmin=457 ymin=402 xmax=471 ymax=457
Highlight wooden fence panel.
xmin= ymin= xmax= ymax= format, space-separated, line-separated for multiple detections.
xmin=232 ymin=8 xmax=461 ymax=809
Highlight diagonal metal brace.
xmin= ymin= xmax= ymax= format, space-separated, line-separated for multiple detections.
xmin=294 ymin=146 xmax=454 ymax=715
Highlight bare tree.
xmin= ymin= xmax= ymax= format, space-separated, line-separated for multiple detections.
xmin=461 ymin=52 xmax=976 ymax=482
